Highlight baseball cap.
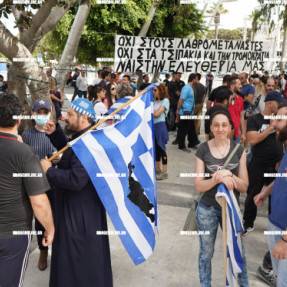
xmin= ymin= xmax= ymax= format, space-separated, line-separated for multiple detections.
xmin=70 ymin=98 xmax=95 ymax=119
xmin=264 ymin=91 xmax=287 ymax=103
xmin=32 ymin=99 xmax=51 ymax=111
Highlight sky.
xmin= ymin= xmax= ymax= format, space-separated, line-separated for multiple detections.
xmin=0 ymin=0 xmax=271 ymax=36
xmin=200 ymin=0 xmax=260 ymax=30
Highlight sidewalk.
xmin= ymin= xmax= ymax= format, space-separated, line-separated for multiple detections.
xmin=24 ymin=86 xmax=271 ymax=287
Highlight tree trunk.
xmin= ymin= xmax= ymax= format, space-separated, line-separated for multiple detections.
xmin=55 ymin=2 xmax=91 ymax=92
xmin=138 ymin=0 xmax=159 ymax=37
xmin=8 ymin=64 xmax=52 ymax=134
xmin=136 ymin=1 xmax=160 ymax=86
xmin=215 ymin=24 xmax=219 ymax=39
xmin=280 ymin=27 xmax=287 ymax=70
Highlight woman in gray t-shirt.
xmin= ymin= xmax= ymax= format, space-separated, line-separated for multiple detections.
xmin=194 ymin=110 xmax=250 ymax=286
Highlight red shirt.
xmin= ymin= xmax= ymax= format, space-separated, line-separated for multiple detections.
xmin=228 ymin=95 xmax=243 ymax=137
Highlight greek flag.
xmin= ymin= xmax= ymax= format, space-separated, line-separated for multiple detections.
xmin=216 ymin=184 xmax=244 ymax=287
xmin=69 ymin=85 xmax=157 ymax=265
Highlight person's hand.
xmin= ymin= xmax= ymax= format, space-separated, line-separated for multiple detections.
xmin=212 ymin=169 xmax=232 ymax=183
xmin=176 ymin=110 xmax=180 ymax=123
xmin=17 ymin=135 xmax=23 ymax=143
xmin=221 ymin=176 xmax=237 ymax=190
xmin=272 ymin=239 xmax=287 ymax=260
xmin=42 ymin=230 xmax=54 ymax=247
xmin=51 ymin=155 xmax=61 ymax=164
xmin=254 ymin=191 xmax=267 ymax=207
xmin=41 ymin=157 xmax=52 ymax=174
xmin=43 ymin=120 xmax=56 ymax=135
xmin=240 ymin=133 xmax=246 ymax=143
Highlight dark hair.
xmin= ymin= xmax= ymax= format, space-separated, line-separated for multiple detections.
xmin=223 ymin=74 xmax=231 ymax=83
xmin=165 ymin=73 xmax=170 ymax=79
xmin=87 ymin=85 xmax=94 ymax=100
xmin=210 ymin=110 xmax=233 ymax=126
xmin=101 ymin=71 xmax=111 ymax=80
xmin=188 ymin=73 xmax=198 ymax=97
xmin=284 ymin=74 xmax=287 ymax=81
xmin=154 ymin=83 xmax=169 ymax=101
xmin=88 ymin=84 xmax=105 ymax=103
xmin=196 ymin=73 xmax=201 ymax=81
xmin=143 ymin=74 xmax=149 ymax=79
xmin=105 ymin=83 xmax=117 ymax=108
xmin=0 ymin=93 xmax=23 ymax=128
xmin=123 ymin=75 xmax=130 ymax=81
xmin=216 ymin=90 xmax=232 ymax=103
xmin=97 ymin=70 xmax=103 ymax=77
xmin=260 ymin=76 xmax=268 ymax=84
xmin=278 ymin=102 xmax=287 ymax=110
xmin=0 ymin=74 xmax=3 ymax=80
xmin=75 ymin=111 xmax=94 ymax=124
xmin=227 ymin=75 xmax=239 ymax=89
xmin=188 ymin=73 xmax=197 ymax=82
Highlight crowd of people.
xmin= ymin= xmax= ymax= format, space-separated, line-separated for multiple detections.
xmin=1 ymin=66 xmax=287 ymax=287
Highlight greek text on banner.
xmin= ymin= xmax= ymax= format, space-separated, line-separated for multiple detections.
xmin=114 ymin=35 xmax=272 ymax=73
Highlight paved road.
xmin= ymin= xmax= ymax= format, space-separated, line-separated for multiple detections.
xmin=24 ymin=82 xmax=270 ymax=287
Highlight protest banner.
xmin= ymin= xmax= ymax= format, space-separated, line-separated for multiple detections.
xmin=114 ymin=35 xmax=273 ymax=73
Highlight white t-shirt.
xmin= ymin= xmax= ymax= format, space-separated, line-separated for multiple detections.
xmin=94 ymin=101 xmax=108 ymax=129
xmin=92 ymin=78 xmax=102 ymax=86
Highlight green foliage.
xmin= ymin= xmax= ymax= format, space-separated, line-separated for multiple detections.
xmin=206 ymin=2 xmax=228 ymax=15
xmin=256 ymin=0 xmax=287 ymax=32
xmin=40 ymin=0 xmax=206 ymax=66
xmin=206 ymin=28 xmax=252 ymax=41
xmin=0 ymin=0 xmax=69 ymax=32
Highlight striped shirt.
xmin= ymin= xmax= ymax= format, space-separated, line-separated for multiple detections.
xmin=22 ymin=127 xmax=56 ymax=160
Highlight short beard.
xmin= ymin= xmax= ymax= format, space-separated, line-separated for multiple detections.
xmin=64 ymin=120 xmax=79 ymax=136
xmin=277 ymin=124 xmax=287 ymax=142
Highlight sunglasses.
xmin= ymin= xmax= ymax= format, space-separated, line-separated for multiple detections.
xmin=111 ymin=88 xmax=116 ymax=91
xmin=239 ymin=77 xmax=244 ymax=80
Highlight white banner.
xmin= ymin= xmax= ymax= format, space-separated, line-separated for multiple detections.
xmin=114 ymin=35 xmax=273 ymax=73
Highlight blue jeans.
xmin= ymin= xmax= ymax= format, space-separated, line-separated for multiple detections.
xmin=268 ymin=221 xmax=287 ymax=287
xmin=234 ymin=136 xmax=240 ymax=143
xmin=196 ymin=200 xmax=250 ymax=287
xmin=78 ymin=90 xmax=87 ymax=99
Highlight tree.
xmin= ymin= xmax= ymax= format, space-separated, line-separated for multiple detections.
xmin=206 ymin=2 xmax=228 ymax=39
xmin=248 ymin=9 xmax=265 ymax=41
xmin=206 ymin=28 xmax=252 ymax=41
xmin=0 ymin=0 xmax=78 ymax=131
xmin=56 ymin=1 xmax=92 ymax=92
xmin=41 ymin=0 xmax=206 ymax=66
xmin=255 ymin=1 xmax=287 ymax=70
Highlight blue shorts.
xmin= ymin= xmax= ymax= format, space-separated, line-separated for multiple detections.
xmin=0 ymin=235 xmax=32 ymax=287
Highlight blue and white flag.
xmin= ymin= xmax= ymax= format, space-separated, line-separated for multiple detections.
xmin=69 ymin=85 xmax=157 ymax=265
xmin=216 ymin=183 xmax=244 ymax=287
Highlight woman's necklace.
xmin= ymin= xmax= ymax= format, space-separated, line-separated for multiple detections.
xmin=214 ymin=139 xmax=229 ymax=158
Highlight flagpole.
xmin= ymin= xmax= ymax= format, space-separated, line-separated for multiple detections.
xmin=48 ymin=86 xmax=153 ymax=162
xmin=222 ymin=197 xmax=227 ymax=287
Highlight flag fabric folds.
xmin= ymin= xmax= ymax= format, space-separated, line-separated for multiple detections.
xmin=69 ymin=85 xmax=157 ymax=265
xmin=216 ymin=183 xmax=244 ymax=287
